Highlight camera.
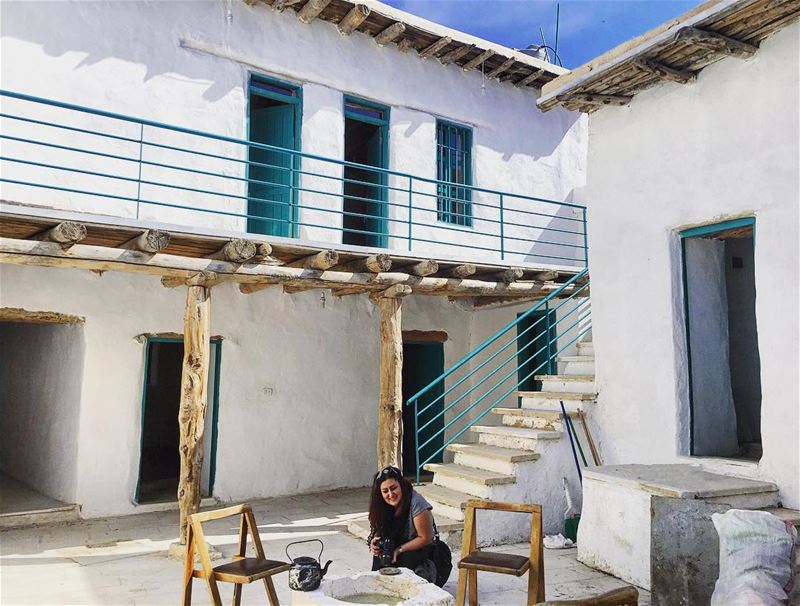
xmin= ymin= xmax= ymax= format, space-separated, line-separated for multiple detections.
xmin=377 ymin=537 xmax=395 ymax=567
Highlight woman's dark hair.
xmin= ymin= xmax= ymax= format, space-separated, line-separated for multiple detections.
xmin=368 ymin=466 xmax=414 ymax=534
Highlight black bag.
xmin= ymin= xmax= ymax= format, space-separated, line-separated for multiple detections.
xmin=431 ymin=523 xmax=453 ymax=587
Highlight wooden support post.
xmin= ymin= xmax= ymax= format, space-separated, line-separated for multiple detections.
xmin=208 ymin=239 xmax=257 ymax=263
xmin=297 ymin=0 xmax=331 ymax=23
xmin=374 ymin=22 xmax=405 ymax=46
xmin=334 ymin=254 xmax=391 ymax=273
xmin=177 ymin=274 xmax=212 ymax=545
xmin=338 ymin=4 xmax=370 ymax=35
xmin=31 ymin=221 xmax=87 ymax=246
xmin=375 ymin=284 xmax=410 ymax=469
xmin=462 ymin=49 xmax=494 ymax=71
xmin=286 ymin=249 xmax=339 ymax=270
xmin=121 ymin=229 xmax=171 ymax=253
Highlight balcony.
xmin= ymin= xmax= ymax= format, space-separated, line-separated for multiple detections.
xmin=0 ymin=90 xmax=587 ymax=270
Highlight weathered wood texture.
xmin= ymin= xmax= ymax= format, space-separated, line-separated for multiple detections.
xmin=334 ymin=254 xmax=392 ymax=273
xmin=121 ymin=229 xmax=171 ymax=254
xmin=31 ymin=221 xmax=87 ymax=245
xmin=177 ymin=282 xmax=211 ymax=545
xmin=0 ymin=307 xmax=85 ymax=324
xmin=337 ymin=3 xmax=370 ymax=35
xmin=377 ymin=295 xmax=405 ymax=469
xmin=208 ymin=239 xmax=257 ymax=263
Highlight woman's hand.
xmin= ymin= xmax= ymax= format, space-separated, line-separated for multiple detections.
xmin=369 ymin=536 xmax=382 ymax=557
xmin=392 ymin=546 xmax=402 ymax=563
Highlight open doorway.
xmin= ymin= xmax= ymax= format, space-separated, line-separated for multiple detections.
xmin=247 ymin=75 xmax=301 ymax=237
xmin=343 ymin=97 xmax=388 ymax=248
xmin=0 ymin=319 xmax=83 ymax=521
xmin=517 ymin=307 xmax=557 ymax=396
xmin=135 ymin=337 xmax=221 ymax=504
xmin=680 ymin=217 xmax=761 ymax=459
xmin=402 ymin=339 xmax=445 ymax=477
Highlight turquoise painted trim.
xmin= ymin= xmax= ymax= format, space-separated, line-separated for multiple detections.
xmin=247 ymin=73 xmax=303 ymax=239
xmin=679 ymin=217 xmax=754 ymax=239
xmin=343 ymin=96 xmax=390 ymax=127
xmin=435 ymin=119 xmax=473 ymax=227
xmin=134 ymin=336 xmax=222 ymax=503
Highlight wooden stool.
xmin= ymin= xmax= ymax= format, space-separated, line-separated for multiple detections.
xmin=455 ymin=499 xmax=545 ymax=606
xmin=181 ymin=503 xmax=290 ymax=606
xmin=536 ymin=586 xmax=639 ymax=606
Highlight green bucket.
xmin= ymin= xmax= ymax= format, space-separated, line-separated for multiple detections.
xmin=564 ymin=515 xmax=581 ymax=543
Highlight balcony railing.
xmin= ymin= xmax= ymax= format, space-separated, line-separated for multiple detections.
xmin=0 ymin=90 xmax=588 ymax=266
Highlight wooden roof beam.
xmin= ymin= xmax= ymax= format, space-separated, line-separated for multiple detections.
xmin=337 ymin=4 xmax=370 ymax=35
xmin=515 ymin=69 xmax=545 ymax=88
xmin=374 ymin=22 xmax=406 ymax=46
xmin=481 ymin=267 xmax=524 ymax=283
xmin=370 ymin=284 xmax=412 ymax=300
xmin=120 ymin=229 xmax=171 ymax=254
xmin=396 ymin=38 xmax=417 ymax=53
xmin=397 ymin=259 xmax=438 ymax=277
xmin=632 ymin=58 xmax=697 ymax=84
xmin=440 ymin=263 xmax=476 ymax=279
xmin=238 ymin=283 xmax=277 ymax=295
xmin=208 ymin=238 xmax=257 ymax=263
xmin=557 ymin=93 xmax=633 ymax=107
xmin=297 ymin=0 xmax=331 ymax=24
xmin=272 ymin=0 xmax=303 ymax=11
xmin=439 ymin=44 xmax=475 ymax=65
xmin=419 ymin=36 xmax=452 ymax=59
xmin=486 ymin=57 xmax=517 ymax=79
xmin=674 ymin=27 xmax=758 ymax=58
xmin=286 ymin=249 xmax=339 ymax=270
xmin=333 ymin=254 xmax=391 ymax=273
xmin=30 ymin=221 xmax=87 ymax=246
xmin=462 ymin=49 xmax=495 ymax=71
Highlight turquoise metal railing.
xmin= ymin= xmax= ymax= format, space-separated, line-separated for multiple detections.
xmin=407 ymin=268 xmax=590 ymax=483
xmin=0 ymin=89 xmax=587 ymax=265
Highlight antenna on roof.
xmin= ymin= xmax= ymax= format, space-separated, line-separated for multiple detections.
xmin=555 ymin=2 xmax=561 ymax=59
xmin=539 ymin=27 xmax=550 ymax=63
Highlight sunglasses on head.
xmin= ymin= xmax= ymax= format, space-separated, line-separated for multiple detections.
xmin=375 ymin=466 xmax=401 ymax=481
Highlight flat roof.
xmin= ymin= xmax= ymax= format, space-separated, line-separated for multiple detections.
xmin=537 ymin=0 xmax=800 ymax=112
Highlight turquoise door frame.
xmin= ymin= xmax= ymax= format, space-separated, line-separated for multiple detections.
xmin=247 ymin=75 xmax=302 ymax=238
xmin=679 ymin=216 xmax=755 ymax=455
xmin=343 ymin=96 xmax=389 ymax=248
xmin=134 ymin=337 xmax=223 ymax=503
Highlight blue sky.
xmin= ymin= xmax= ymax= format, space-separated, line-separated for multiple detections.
xmin=382 ymin=1 xmax=699 ymax=68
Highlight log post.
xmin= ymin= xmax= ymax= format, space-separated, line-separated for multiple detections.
xmin=375 ymin=285 xmax=410 ymax=469
xmin=177 ymin=275 xmax=212 ymax=545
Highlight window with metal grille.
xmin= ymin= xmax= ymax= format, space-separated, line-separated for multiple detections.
xmin=436 ymin=121 xmax=472 ymax=226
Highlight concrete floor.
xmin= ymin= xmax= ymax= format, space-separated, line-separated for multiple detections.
xmin=0 ymin=474 xmax=68 ymax=515
xmin=0 ymin=487 xmax=650 ymax=605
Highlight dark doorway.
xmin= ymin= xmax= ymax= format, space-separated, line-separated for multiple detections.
xmin=681 ymin=218 xmax=761 ymax=460
xmin=136 ymin=339 xmax=221 ymax=504
xmin=517 ymin=308 xmax=557 ymax=395
xmin=343 ymin=98 xmax=388 ymax=248
xmin=247 ymin=76 xmax=300 ymax=237
xmin=402 ymin=341 xmax=445 ymax=476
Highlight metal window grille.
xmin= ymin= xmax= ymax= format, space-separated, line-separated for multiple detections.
xmin=436 ymin=121 xmax=472 ymax=226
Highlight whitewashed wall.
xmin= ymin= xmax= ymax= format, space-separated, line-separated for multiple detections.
xmin=583 ymin=22 xmax=799 ymax=508
xmin=0 ymin=0 xmax=587 ymax=267
xmin=0 ymin=263 xmax=547 ymax=517
xmin=0 ymin=322 xmax=84 ymax=503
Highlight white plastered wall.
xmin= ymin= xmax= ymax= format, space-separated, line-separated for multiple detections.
xmin=0 ymin=0 xmax=587 ymax=267
xmin=583 ymin=22 xmax=799 ymax=507
xmin=0 ymin=322 xmax=84 ymax=503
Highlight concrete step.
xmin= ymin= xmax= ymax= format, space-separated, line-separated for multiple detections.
xmin=518 ymin=391 xmax=596 ymax=413
xmin=0 ymin=503 xmax=80 ymax=529
xmin=424 ymin=463 xmax=516 ymax=487
xmin=557 ymin=355 xmax=596 ymax=375
xmin=447 ymin=442 xmax=541 ymax=474
xmin=577 ymin=341 xmax=594 ymax=355
xmin=471 ymin=425 xmax=562 ymax=451
xmin=492 ymin=407 xmax=563 ymax=430
xmin=416 ymin=483 xmax=472 ymax=521
xmin=536 ymin=374 xmax=595 ymax=394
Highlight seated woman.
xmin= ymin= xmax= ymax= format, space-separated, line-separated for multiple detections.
xmin=367 ymin=466 xmax=437 ymax=583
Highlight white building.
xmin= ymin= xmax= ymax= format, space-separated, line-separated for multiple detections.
xmin=0 ymin=0 xmax=589 ymax=532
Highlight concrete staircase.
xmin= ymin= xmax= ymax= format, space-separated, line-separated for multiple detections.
xmin=415 ymin=336 xmax=597 ymax=544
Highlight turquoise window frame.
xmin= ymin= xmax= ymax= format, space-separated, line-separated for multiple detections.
xmin=246 ymin=73 xmax=303 ymax=239
xmin=134 ymin=336 xmax=223 ymax=503
xmin=436 ymin=119 xmax=473 ymax=227
xmin=679 ymin=216 xmax=755 ymax=456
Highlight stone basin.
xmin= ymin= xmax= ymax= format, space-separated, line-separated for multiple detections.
xmin=291 ymin=568 xmax=454 ymax=606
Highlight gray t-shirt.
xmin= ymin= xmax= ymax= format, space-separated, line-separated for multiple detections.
xmin=404 ymin=491 xmax=433 ymax=541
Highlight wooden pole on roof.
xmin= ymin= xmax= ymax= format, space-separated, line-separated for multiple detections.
xmin=374 ymin=284 xmax=411 ymax=469
xmin=177 ymin=273 xmax=213 ymax=545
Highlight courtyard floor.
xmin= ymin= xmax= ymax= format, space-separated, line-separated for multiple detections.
xmin=0 ymin=487 xmax=649 ymax=605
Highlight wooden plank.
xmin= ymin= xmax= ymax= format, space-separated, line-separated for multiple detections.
xmin=419 ymin=36 xmax=452 ymax=59
xmin=374 ymin=22 xmax=405 ymax=46
xmin=558 ymin=93 xmax=633 ymax=107
xmin=0 ymin=307 xmax=84 ymax=324
xmin=337 ymin=4 xmax=370 ymax=35
xmin=515 ymin=69 xmax=545 ymax=87
xmin=462 ymin=49 xmax=494 ymax=71
xmin=297 ymin=0 xmax=331 ymax=23
xmin=238 ymin=283 xmax=277 ymax=294
xmin=402 ymin=330 xmax=448 ymax=343
xmin=377 ymin=293 xmax=405 ymax=469
xmin=674 ymin=26 xmax=759 ymax=56
xmin=177 ymin=278 xmax=211 ymax=545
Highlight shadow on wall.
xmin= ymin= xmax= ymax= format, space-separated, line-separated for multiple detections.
xmin=522 ymin=189 xmax=587 ymax=267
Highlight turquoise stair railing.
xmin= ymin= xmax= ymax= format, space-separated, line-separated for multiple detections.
xmin=406 ymin=268 xmax=591 ymax=483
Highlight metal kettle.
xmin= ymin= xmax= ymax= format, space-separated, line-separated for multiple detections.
xmin=286 ymin=539 xmax=332 ymax=591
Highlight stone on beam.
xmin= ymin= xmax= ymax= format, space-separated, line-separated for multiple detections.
xmin=208 ymin=239 xmax=257 ymax=263
xmin=374 ymin=22 xmax=405 ymax=46
xmin=31 ymin=221 xmax=87 ymax=246
xmin=286 ymin=249 xmax=339 ymax=270
xmin=297 ymin=0 xmax=331 ymax=24
xmin=675 ymin=27 xmax=758 ymax=58
xmin=338 ymin=4 xmax=370 ymax=35
xmin=462 ymin=49 xmax=495 ymax=71
xmin=632 ymin=59 xmax=696 ymax=84
xmin=121 ymin=229 xmax=171 ymax=254
xmin=418 ymin=36 xmax=452 ymax=59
